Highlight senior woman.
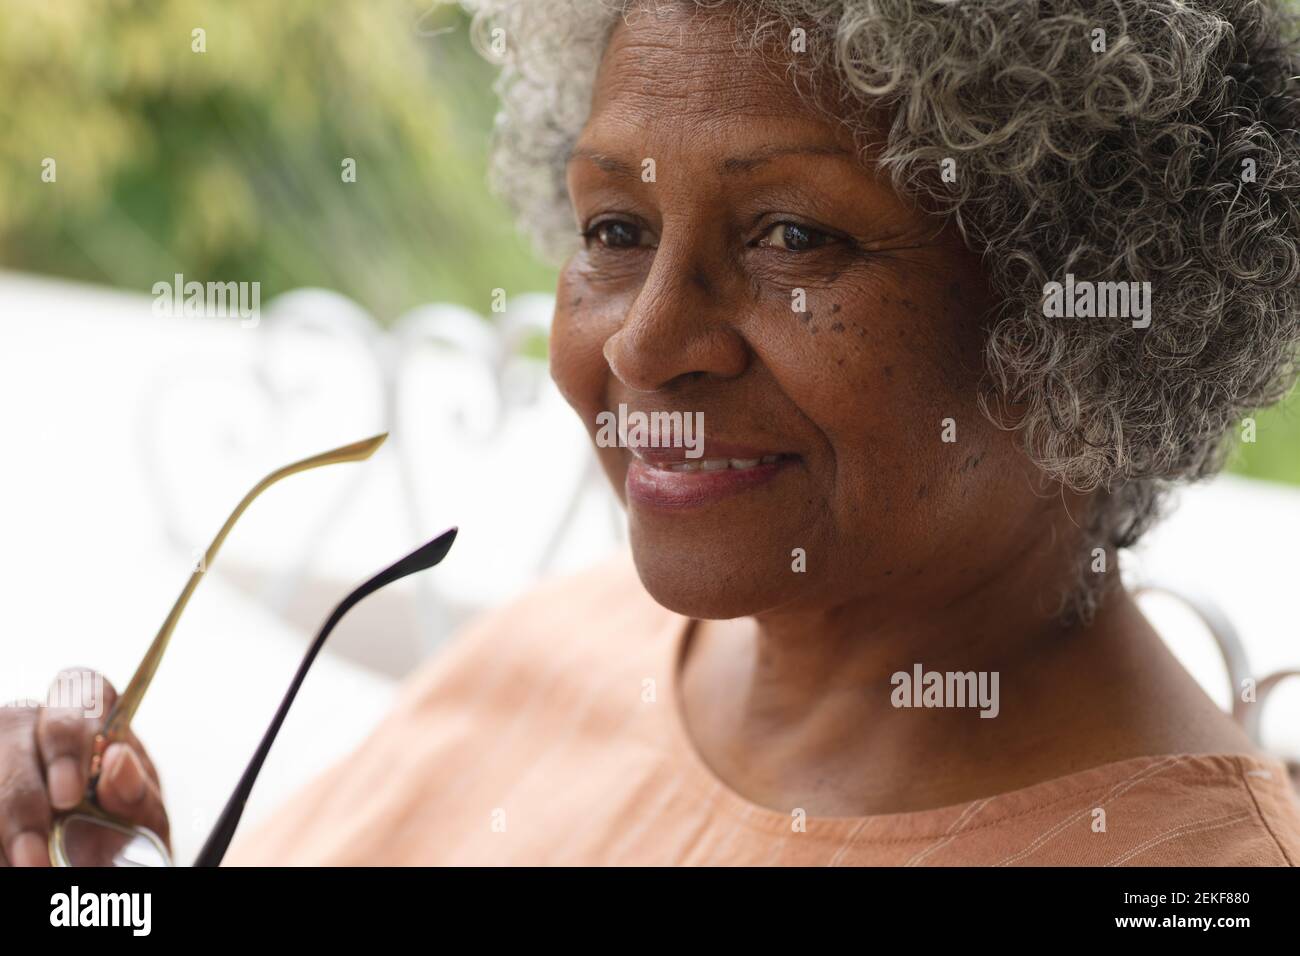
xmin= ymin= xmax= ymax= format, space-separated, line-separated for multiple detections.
xmin=6 ymin=0 xmax=1300 ymax=867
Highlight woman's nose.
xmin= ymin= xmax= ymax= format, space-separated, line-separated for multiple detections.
xmin=601 ymin=248 xmax=750 ymax=393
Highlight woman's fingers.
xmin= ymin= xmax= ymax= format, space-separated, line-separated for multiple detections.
xmin=1 ymin=669 xmax=170 ymax=867
xmin=123 ymin=727 xmax=162 ymax=789
xmin=0 ymin=706 xmax=51 ymax=867
xmin=35 ymin=668 xmax=117 ymax=811
xmin=96 ymin=742 xmax=170 ymax=846
xmin=36 ymin=668 xmax=169 ymax=846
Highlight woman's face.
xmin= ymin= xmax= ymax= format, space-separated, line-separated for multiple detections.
xmin=552 ymin=3 xmax=1062 ymax=620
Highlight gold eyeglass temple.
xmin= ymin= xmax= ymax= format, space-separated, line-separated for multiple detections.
xmin=87 ymin=432 xmax=389 ymax=787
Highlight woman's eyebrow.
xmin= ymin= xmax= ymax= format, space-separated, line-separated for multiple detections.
xmin=718 ymin=144 xmax=854 ymax=174
xmin=567 ymin=144 xmax=855 ymax=177
xmin=567 ymin=148 xmax=637 ymax=176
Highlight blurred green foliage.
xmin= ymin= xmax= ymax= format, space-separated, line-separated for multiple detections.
xmin=1228 ymin=393 xmax=1300 ymax=487
xmin=0 ymin=0 xmax=556 ymax=322
xmin=0 ymin=0 xmax=1295 ymax=484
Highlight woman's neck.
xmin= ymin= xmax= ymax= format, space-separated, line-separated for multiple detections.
xmin=677 ymin=560 xmax=1256 ymax=816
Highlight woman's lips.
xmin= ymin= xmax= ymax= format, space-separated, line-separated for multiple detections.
xmin=625 ymin=445 xmax=798 ymax=509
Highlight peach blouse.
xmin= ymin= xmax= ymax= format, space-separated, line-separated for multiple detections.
xmin=226 ymin=558 xmax=1300 ymax=866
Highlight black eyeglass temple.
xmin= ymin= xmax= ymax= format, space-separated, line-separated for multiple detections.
xmin=191 ymin=527 xmax=458 ymax=867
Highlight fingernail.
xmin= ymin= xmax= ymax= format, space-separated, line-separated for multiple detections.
xmin=106 ymin=746 xmax=146 ymax=805
xmin=47 ymin=757 xmax=83 ymax=810
xmin=10 ymin=831 xmax=49 ymax=867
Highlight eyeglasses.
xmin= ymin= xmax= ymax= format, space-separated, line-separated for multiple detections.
xmin=48 ymin=433 xmax=457 ymax=867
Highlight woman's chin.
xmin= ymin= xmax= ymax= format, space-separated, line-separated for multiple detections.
xmin=628 ymin=541 xmax=798 ymax=620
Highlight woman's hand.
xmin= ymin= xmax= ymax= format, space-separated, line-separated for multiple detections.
xmin=0 ymin=668 xmax=169 ymax=866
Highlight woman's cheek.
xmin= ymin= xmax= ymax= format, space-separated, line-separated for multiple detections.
xmin=550 ymin=270 xmax=643 ymax=504
xmin=745 ymin=279 xmax=931 ymax=434
xmin=759 ymin=277 xmax=991 ymax=512
xmin=550 ymin=269 xmax=620 ymax=422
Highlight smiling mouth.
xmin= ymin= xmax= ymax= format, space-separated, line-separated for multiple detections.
xmin=625 ymin=446 xmax=799 ymax=508
xmin=643 ymin=453 xmax=790 ymax=473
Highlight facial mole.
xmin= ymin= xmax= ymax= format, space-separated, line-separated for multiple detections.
xmin=830 ymin=304 xmax=841 ymax=314
xmin=883 ymin=365 xmax=894 ymax=381
xmin=831 ymin=321 xmax=845 ymax=333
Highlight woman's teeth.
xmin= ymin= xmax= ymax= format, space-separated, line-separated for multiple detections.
xmin=653 ymin=454 xmax=781 ymax=473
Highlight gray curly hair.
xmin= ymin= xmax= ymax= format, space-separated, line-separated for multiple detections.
xmin=458 ymin=0 xmax=1300 ymax=619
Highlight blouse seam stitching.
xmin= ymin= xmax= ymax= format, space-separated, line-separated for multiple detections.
xmin=1234 ymin=757 xmax=1296 ymax=867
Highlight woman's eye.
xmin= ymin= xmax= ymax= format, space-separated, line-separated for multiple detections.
xmin=585 ymin=220 xmax=651 ymax=250
xmin=758 ymin=222 xmax=835 ymax=252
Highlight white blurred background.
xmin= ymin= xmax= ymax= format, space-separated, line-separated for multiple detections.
xmin=0 ymin=271 xmax=627 ymax=861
